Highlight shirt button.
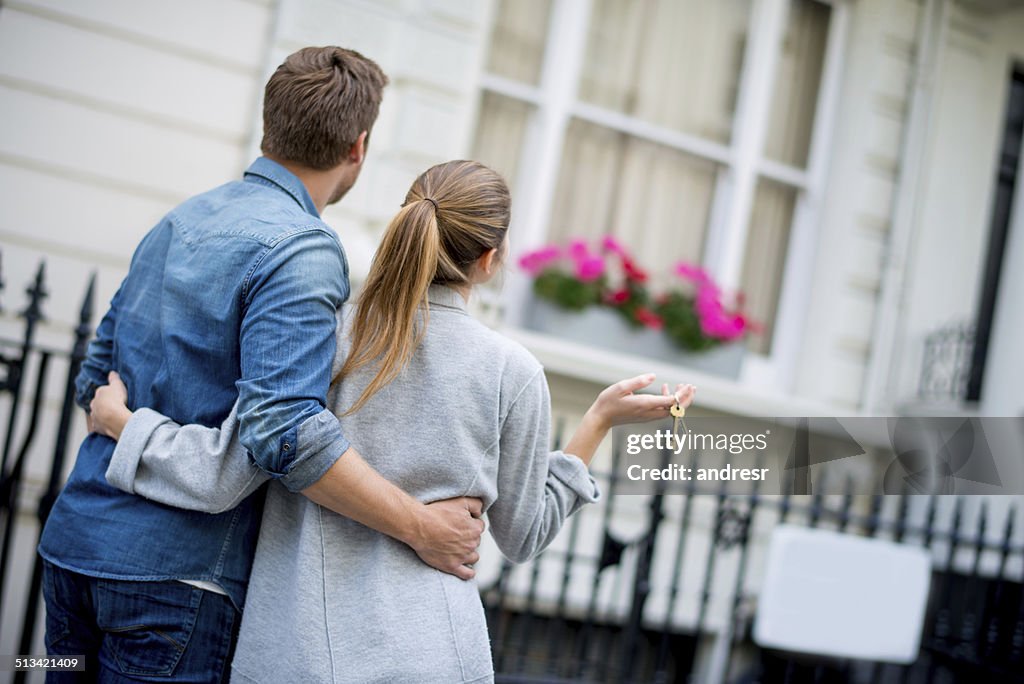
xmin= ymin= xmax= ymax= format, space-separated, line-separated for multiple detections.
xmin=283 ymin=443 xmax=291 ymax=452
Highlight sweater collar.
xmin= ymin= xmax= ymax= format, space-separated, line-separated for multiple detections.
xmin=427 ymin=284 xmax=469 ymax=313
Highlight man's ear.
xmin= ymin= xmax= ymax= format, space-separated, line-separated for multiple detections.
xmin=347 ymin=131 xmax=368 ymax=165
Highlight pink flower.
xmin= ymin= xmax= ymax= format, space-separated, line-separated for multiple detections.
xmin=697 ymin=301 xmax=747 ymax=341
xmin=601 ymin=235 xmax=627 ymax=256
xmin=518 ymin=245 xmax=561 ymax=275
xmin=675 ymin=262 xmax=712 ymax=286
xmin=568 ymin=239 xmax=589 ymax=261
xmin=693 ymin=283 xmax=749 ymax=340
xmin=700 ymin=313 xmax=745 ymax=341
xmin=518 ymin=255 xmax=540 ymax=275
xmin=695 ymin=286 xmax=721 ymax=316
xmin=574 ymin=255 xmax=605 ymax=282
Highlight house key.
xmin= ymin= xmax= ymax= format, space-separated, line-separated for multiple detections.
xmin=670 ymin=401 xmax=687 ymax=435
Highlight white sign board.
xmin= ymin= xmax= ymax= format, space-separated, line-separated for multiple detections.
xmin=753 ymin=524 xmax=932 ymax=663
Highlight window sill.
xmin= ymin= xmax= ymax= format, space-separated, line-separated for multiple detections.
xmin=894 ymin=399 xmax=983 ymax=418
xmin=501 ymin=326 xmax=855 ymax=419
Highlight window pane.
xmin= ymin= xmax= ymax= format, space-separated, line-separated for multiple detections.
xmin=741 ymin=179 xmax=798 ymax=354
xmin=549 ymin=119 xmax=717 ymax=287
xmin=765 ymin=0 xmax=831 ymax=168
xmin=486 ymin=0 xmax=553 ymax=86
xmin=471 ymin=92 xmax=533 ymax=193
xmin=579 ymin=0 xmax=751 ymax=143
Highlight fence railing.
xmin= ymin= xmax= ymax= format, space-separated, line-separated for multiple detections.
xmin=0 ymin=256 xmax=94 ymax=684
xmin=0 ymin=261 xmax=1022 ymax=684
xmin=480 ymin=461 xmax=1023 ymax=683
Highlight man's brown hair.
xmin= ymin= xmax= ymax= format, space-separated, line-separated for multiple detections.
xmin=261 ymin=46 xmax=388 ymax=170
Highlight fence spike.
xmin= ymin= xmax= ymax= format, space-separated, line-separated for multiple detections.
xmin=952 ymin=495 xmax=965 ymax=534
xmin=977 ymin=499 xmax=988 ymax=540
xmin=598 ymin=531 xmax=626 ymax=572
xmin=924 ymin=494 xmax=939 ymax=546
xmin=21 ymin=260 xmax=48 ymax=324
xmin=78 ymin=273 xmax=96 ymax=331
xmin=1003 ymin=503 xmax=1017 ymax=553
xmin=997 ymin=503 xmax=1016 ymax=580
xmin=72 ymin=272 xmax=97 ymax=361
xmin=895 ymin=493 xmax=910 ymax=542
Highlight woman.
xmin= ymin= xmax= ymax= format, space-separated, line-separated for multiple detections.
xmin=90 ymin=160 xmax=695 ymax=683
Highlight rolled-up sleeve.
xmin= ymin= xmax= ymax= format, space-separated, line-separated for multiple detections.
xmin=486 ymin=368 xmax=601 ymax=564
xmin=106 ymin=404 xmax=270 ymax=514
xmin=237 ymin=228 xmax=351 ymax=492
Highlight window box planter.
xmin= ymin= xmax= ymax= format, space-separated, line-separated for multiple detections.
xmin=524 ymin=298 xmax=744 ymax=379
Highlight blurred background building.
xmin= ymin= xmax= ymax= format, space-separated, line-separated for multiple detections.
xmin=0 ymin=0 xmax=1022 ymax=682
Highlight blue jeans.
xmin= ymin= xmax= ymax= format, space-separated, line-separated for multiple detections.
xmin=41 ymin=561 xmax=239 ymax=683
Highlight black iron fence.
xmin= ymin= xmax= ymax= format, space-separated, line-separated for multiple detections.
xmin=0 ymin=257 xmax=94 ymax=683
xmin=481 ymin=448 xmax=1024 ymax=683
xmin=0 ymin=262 xmax=1022 ymax=684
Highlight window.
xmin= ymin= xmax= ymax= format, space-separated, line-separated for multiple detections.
xmin=473 ymin=0 xmax=847 ymax=383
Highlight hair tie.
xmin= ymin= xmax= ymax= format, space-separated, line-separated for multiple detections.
xmin=423 ymin=197 xmax=439 ymax=212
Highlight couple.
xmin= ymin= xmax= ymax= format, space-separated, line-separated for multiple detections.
xmin=38 ymin=46 xmax=694 ymax=683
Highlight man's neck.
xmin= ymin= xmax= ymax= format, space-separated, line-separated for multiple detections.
xmin=268 ymin=156 xmax=345 ymax=214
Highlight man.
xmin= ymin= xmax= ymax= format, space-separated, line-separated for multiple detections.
xmin=38 ymin=46 xmax=483 ymax=682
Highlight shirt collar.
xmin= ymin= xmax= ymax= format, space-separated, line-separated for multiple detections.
xmin=243 ymin=157 xmax=320 ymax=218
xmin=427 ymin=284 xmax=469 ymax=313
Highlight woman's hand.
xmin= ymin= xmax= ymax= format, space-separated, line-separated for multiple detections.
xmin=587 ymin=374 xmax=696 ymax=431
xmin=565 ymin=375 xmax=695 ymax=466
xmin=90 ymin=371 xmax=133 ymax=441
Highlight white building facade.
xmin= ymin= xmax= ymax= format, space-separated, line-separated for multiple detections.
xmin=2 ymin=0 xmax=1021 ymax=415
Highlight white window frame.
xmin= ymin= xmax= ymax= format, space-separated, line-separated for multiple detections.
xmin=482 ymin=0 xmax=850 ymax=393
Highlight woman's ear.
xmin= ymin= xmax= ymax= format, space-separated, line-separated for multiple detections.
xmin=475 ymin=248 xmax=500 ymax=281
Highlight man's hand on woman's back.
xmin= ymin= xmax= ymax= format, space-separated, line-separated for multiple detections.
xmin=411 ymin=497 xmax=485 ymax=580
xmin=302 ymin=450 xmax=485 ymax=580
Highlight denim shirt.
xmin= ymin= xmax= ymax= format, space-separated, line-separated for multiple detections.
xmin=38 ymin=157 xmax=351 ymax=610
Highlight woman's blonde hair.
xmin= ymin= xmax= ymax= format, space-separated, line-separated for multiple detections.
xmin=335 ymin=160 xmax=510 ymax=414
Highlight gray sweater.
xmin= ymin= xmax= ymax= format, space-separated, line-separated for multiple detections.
xmin=106 ymin=285 xmax=599 ymax=684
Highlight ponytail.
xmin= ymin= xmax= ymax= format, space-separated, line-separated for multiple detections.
xmin=334 ymin=160 xmax=510 ymax=415
xmin=337 ymin=199 xmax=441 ymax=415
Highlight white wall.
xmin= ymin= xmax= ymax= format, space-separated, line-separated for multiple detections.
xmin=887 ymin=3 xmax=1024 ymax=412
xmin=0 ymin=0 xmax=271 ymax=340
xmin=795 ymin=0 xmax=1024 ymax=414
xmin=794 ymin=0 xmax=925 ymax=409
